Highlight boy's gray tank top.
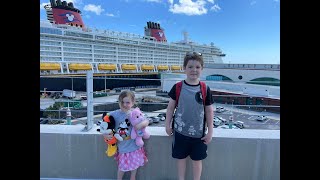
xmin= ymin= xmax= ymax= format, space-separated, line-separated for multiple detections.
xmin=174 ymin=81 xmax=205 ymax=138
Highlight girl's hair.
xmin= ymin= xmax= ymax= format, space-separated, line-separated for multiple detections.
xmin=118 ymin=90 xmax=135 ymax=104
xmin=183 ymin=52 xmax=204 ymax=68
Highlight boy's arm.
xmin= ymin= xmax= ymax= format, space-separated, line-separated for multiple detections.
xmin=165 ymin=98 xmax=176 ymax=135
xmin=205 ymin=105 xmax=214 ymax=136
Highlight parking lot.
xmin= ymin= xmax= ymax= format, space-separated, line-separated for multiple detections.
xmin=43 ymin=92 xmax=280 ymax=130
xmin=77 ymin=107 xmax=279 ymax=130
xmin=214 ymin=109 xmax=280 ymax=130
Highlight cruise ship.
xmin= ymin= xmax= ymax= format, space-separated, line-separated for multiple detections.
xmin=40 ymin=0 xmax=225 ymax=91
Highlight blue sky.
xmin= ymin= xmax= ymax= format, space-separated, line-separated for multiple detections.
xmin=40 ymin=0 xmax=280 ymax=64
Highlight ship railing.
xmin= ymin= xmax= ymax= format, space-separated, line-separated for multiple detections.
xmin=40 ymin=72 xmax=280 ymax=129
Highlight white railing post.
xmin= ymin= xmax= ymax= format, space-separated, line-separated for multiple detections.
xmin=85 ymin=71 xmax=94 ymax=131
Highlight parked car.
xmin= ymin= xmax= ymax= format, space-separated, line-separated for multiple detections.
xmin=80 ymin=94 xmax=87 ymax=100
xmin=234 ymin=121 xmax=244 ymax=129
xmin=150 ymin=116 xmax=160 ymax=123
xmin=157 ymin=114 xmax=165 ymax=121
xmin=213 ymin=117 xmax=222 ymax=127
xmin=215 ymin=116 xmax=227 ymax=124
xmin=256 ymin=115 xmax=267 ymax=121
xmin=216 ymin=106 xmax=226 ymax=113
xmin=158 ymin=112 xmax=166 ymax=118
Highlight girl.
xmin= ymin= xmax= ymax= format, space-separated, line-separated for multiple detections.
xmin=107 ymin=90 xmax=149 ymax=180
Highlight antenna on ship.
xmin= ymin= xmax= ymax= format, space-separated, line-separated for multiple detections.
xmin=182 ymin=31 xmax=189 ymax=43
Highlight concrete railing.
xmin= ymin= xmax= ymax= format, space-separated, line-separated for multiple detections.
xmin=40 ymin=125 xmax=280 ymax=180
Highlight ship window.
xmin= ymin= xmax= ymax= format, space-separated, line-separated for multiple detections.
xmin=76 ymin=24 xmax=78 ymax=27
xmin=70 ymin=23 xmax=73 ymax=26
xmin=80 ymin=25 xmax=83 ymax=28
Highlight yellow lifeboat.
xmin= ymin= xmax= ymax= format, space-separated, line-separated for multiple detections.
xmin=141 ymin=64 xmax=154 ymax=70
xmin=40 ymin=63 xmax=61 ymax=70
xmin=122 ymin=64 xmax=137 ymax=70
xmin=171 ymin=65 xmax=181 ymax=70
xmin=157 ymin=65 xmax=169 ymax=70
xmin=98 ymin=64 xmax=117 ymax=70
xmin=68 ymin=63 xmax=92 ymax=70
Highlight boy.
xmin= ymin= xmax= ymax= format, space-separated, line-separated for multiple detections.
xmin=165 ymin=52 xmax=214 ymax=180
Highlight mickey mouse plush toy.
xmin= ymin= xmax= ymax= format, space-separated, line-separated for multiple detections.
xmin=97 ymin=112 xmax=123 ymax=157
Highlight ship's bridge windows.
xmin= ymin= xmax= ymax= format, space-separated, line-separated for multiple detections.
xmin=40 ymin=27 xmax=62 ymax=35
xmin=65 ymin=31 xmax=93 ymax=39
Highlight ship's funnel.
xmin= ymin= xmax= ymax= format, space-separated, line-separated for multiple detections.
xmin=144 ymin=21 xmax=167 ymax=42
xmin=68 ymin=2 xmax=74 ymax=8
xmin=50 ymin=0 xmax=56 ymax=7
xmin=56 ymin=0 xmax=62 ymax=6
xmin=50 ymin=0 xmax=85 ymax=29
xmin=62 ymin=1 xmax=67 ymax=6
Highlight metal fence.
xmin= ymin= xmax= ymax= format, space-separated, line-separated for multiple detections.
xmin=40 ymin=71 xmax=280 ymax=130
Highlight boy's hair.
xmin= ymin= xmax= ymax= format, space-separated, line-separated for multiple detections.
xmin=183 ymin=52 xmax=204 ymax=68
xmin=118 ymin=90 xmax=135 ymax=104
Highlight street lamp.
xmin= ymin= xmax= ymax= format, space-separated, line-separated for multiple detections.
xmin=229 ymin=100 xmax=234 ymax=129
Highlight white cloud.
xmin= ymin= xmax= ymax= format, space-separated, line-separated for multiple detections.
xmin=207 ymin=0 xmax=214 ymax=3
xmin=40 ymin=3 xmax=49 ymax=10
xmin=169 ymin=0 xmax=208 ymax=16
xmin=106 ymin=13 xmax=115 ymax=17
xmin=250 ymin=1 xmax=256 ymax=5
xmin=83 ymin=4 xmax=104 ymax=15
xmin=210 ymin=4 xmax=220 ymax=12
xmin=168 ymin=0 xmax=174 ymax=4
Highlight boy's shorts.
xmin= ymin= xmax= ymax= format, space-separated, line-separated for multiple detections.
xmin=172 ymin=131 xmax=207 ymax=161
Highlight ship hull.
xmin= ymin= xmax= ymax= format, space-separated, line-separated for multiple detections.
xmin=40 ymin=74 xmax=161 ymax=91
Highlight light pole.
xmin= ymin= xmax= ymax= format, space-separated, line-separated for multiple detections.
xmin=229 ymin=100 xmax=234 ymax=129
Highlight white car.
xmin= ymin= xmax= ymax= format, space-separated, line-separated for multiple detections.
xmin=215 ymin=116 xmax=227 ymax=124
xmin=234 ymin=121 xmax=244 ymax=129
xmin=213 ymin=117 xmax=222 ymax=126
xmin=216 ymin=106 xmax=226 ymax=113
xmin=256 ymin=115 xmax=267 ymax=121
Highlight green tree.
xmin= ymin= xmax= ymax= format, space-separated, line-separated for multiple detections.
xmin=43 ymin=102 xmax=64 ymax=124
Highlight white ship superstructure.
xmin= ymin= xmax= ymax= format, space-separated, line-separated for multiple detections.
xmin=40 ymin=1 xmax=225 ymax=75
